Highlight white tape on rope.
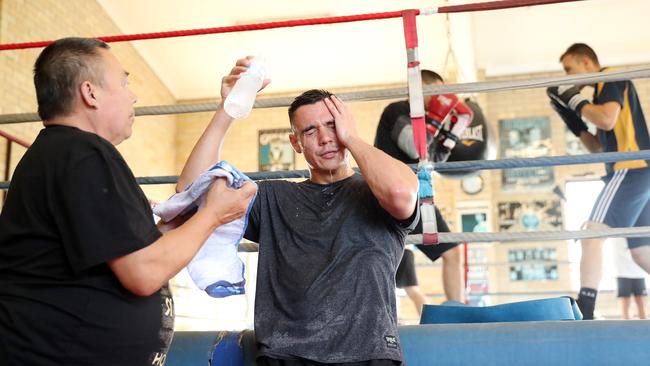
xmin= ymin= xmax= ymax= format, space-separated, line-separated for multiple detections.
xmin=419 ymin=7 xmax=439 ymax=15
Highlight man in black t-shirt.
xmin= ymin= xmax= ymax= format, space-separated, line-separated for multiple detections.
xmin=0 ymin=37 xmax=255 ymax=365
xmin=177 ymin=87 xmax=419 ymax=365
xmin=374 ymin=70 xmax=464 ymax=313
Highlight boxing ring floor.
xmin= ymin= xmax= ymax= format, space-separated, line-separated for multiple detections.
xmin=167 ymin=320 xmax=650 ymax=366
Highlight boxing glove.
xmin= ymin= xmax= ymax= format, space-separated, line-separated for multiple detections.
xmin=439 ymin=101 xmax=474 ymax=151
xmin=429 ymin=142 xmax=452 ymax=163
xmin=426 ymin=94 xmax=459 ymax=137
xmin=549 ymin=99 xmax=588 ymax=137
xmin=546 ymin=85 xmax=590 ymax=117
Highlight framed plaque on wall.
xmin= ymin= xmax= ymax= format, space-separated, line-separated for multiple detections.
xmin=499 ymin=116 xmax=554 ymax=191
xmin=258 ymin=128 xmax=295 ymax=172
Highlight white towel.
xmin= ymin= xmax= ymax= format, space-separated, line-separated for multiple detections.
xmin=153 ymin=161 xmax=256 ymax=297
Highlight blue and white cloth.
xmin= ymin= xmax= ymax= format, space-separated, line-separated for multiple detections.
xmin=153 ymin=161 xmax=256 ymax=298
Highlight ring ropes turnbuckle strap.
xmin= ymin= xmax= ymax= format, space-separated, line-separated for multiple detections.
xmin=401 ymin=9 xmax=439 ymax=245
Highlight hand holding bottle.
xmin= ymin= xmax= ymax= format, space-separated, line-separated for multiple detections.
xmin=223 ymin=56 xmax=269 ymax=119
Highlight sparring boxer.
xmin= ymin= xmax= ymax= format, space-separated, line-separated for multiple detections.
xmin=547 ymin=43 xmax=650 ymax=319
xmin=374 ymin=69 xmax=471 ymax=312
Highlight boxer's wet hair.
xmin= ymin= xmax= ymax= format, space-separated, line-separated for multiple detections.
xmin=288 ymin=89 xmax=333 ymax=130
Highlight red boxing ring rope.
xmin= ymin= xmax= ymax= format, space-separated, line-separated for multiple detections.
xmin=0 ymin=0 xmax=583 ymax=51
xmin=0 ymin=129 xmax=30 ymax=148
xmin=440 ymin=0 xmax=583 ymax=13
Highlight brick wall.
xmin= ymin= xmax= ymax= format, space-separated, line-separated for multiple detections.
xmin=0 ymin=0 xmax=177 ymax=203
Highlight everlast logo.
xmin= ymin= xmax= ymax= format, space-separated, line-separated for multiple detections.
xmin=461 ymin=125 xmax=484 ymax=142
xmin=460 ymin=125 xmax=484 ymax=147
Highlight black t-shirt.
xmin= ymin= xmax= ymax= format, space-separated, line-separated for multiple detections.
xmin=0 ymin=125 xmax=173 ymax=365
xmin=244 ymin=174 xmax=418 ymax=363
xmin=374 ymin=101 xmax=458 ymax=252
xmin=374 ymin=100 xmax=417 ymax=165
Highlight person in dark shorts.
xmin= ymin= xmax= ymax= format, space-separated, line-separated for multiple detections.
xmin=395 ymin=248 xmax=424 ymax=313
xmin=613 ymin=239 xmax=647 ymax=319
xmin=548 ymin=43 xmax=650 ymax=319
xmin=395 ymin=207 xmax=461 ymax=315
xmin=617 ymin=278 xmax=647 ymax=319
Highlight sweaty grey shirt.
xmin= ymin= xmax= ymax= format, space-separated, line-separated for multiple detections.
xmin=244 ymin=174 xmax=418 ymax=363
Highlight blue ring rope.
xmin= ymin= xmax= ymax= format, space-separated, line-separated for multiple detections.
xmin=2 ymin=150 xmax=649 ymax=189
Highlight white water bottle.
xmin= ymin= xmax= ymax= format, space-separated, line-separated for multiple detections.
xmin=224 ymin=57 xmax=266 ymax=119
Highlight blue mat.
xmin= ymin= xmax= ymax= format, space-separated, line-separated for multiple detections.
xmin=421 ymin=297 xmax=582 ymax=324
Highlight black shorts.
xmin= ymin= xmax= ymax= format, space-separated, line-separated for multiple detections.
xmin=617 ymin=277 xmax=647 ymax=297
xmin=414 ymin=206 xmax=460 ymax=262
xmin=257 ymin=356 xmax=401 ymax=366
xmin=396 ymin=249 xmax=417 ymax=288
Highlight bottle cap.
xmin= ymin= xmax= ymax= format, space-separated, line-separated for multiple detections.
xmin=248 ymin=56 xmax=266 ymax=76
